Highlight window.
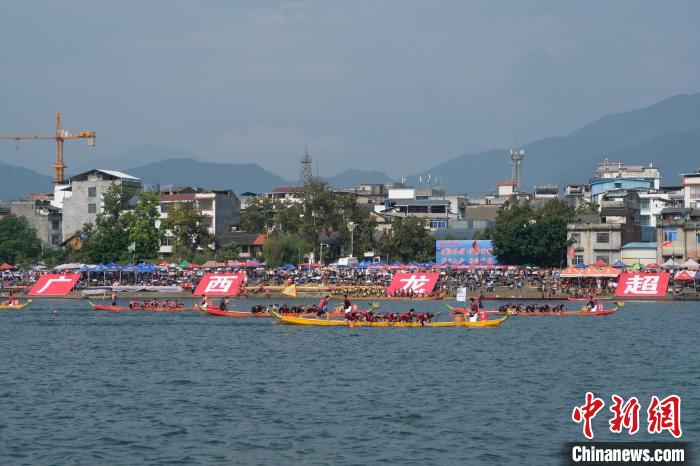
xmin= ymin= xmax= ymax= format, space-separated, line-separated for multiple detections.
xmin=614 ymin=182 xmax=622 ymax=188
xmin=429 ymin=219 xmax=447 ymax=229
xmin=573 ymin=255 xmax=584 ymax=265
xmin=640 ymin=199 xmax=650 ymax=209
xmin=160 ymin=236 xmax=171 ymax=246
xmin=596 ymin=232 xmax=610 ymax=243
xmin=664 ymin=228 xmax=677 ymax=242
xmin=639 ymin=215 xmax=650 ymax=226
xmin=88 ymin=186 xmax=97 ymax=197
xmin=689 ymin=186 xmax=700 ymax=198
xmin=570 ymin=233 xmax=581 ymax=245
xmin=51 ymin=235 xmax=60 ymax=245
xmin=430 ymin=205 xmax=446 ymax=214
xmin=51 ymin=220 xmax=59 ymax=230
xmin=160 ymin=203 xmax=169 ymax=213
xmin=697 ymin=232 xmax=700 ymax=244
xmin=88 ymin=203 xmax=96 ymax=214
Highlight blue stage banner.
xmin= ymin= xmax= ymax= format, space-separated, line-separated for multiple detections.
xmin=435 ymin=240 xmax=499 ymax=266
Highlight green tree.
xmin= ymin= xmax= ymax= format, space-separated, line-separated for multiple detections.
xmin=490 ymin=199 xmax=575 ymax=267
xmin=162 ymin=201 xmax=211 ymax=257
xmin=77 ymin=184 xmax=138 ymax=263
xmin=241 ymin=196 xmax=278 ymax=232
xmin=0 ymin=215 xmax=42 ymax=264
xmin=380 ymin=217 xmax=435 ymax=262
xmin=576 ymin=201 xmax=600 ymax=215
xmin=262 ymin=234 xmax=310 ymax=268
xmin=218 ymin=242 xmax=240 ymax=261
xmin=122 ymin=191 xmax=163 ymax=260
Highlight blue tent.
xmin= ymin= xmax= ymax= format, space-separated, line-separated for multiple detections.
xmin=354 ymin=261 xmax=370 ymax=269
xmin=105 ymin=262 xmax=121 ymax=272
xmin=280 ymin=263 xmax=297 ymax=270
xmin=121 ymin=263 xmax=137 ymax=272
xmin=136 ymin=263 xmax=156 ymax=273
xmin=612 ymin=260 xmax=628 ymax=268
xmin=390 ymin=262 xmax=404 ymax=267
xmin=92 ymin=264 xmax=107 ymax=272
xmin=575 ymin=263 xmax=587 ymax=269
xmin=408 ymin=261 xmax=421 ymax=267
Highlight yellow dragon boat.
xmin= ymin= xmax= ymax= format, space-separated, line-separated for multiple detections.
xmin=0 ymin=300 xmax=31 ymax=310
xmin=270 ymin=311 xmax=507 ymax=328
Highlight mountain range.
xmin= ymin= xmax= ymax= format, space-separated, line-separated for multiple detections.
xmin=2 ymin=92 xmax=700 ymax=201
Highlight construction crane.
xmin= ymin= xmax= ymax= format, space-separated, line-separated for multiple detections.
xmin=0 ymin=112 xmax=96 ymax=184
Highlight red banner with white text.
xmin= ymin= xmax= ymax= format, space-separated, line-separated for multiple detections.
xmin=193 ymin=273 xmax=245 ymax=296
xmin=27 ymin=274 xmax=81 ymax=296
xmin=615 ymin=273 xmax=670 ymax=297
xmin=387 ymin=272 xmax=439 ymax=296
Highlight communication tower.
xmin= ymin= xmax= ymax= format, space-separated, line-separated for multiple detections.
xmin=510 ymin=148 xmax=525 ymax=190
xmin=299 ymin=145 xmax=313 ymax=185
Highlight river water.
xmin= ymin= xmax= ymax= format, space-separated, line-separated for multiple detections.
xmin=0 ymin=299 xmax=697 ymax=465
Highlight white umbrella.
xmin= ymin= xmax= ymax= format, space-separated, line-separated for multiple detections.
xmin=662 ymin=258 xmax=678 ymax=268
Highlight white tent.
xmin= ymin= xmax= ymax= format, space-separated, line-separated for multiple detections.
xmin=680 ymin=258 xmax=699 ymax=269
xmin=662 ymin=258 xmax=679 ymax=268
xmin=54 ymin=263 xmax=84 ymax=271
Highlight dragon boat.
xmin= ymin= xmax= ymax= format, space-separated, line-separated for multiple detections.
xmin=89 ymin=301 xmax=200 ymax=312
xmin=0 ymin=300 xmax=31 ymax=310
xmin=446 ymin=301 xmax=624 ymax=316
xmin=270 ymin=311 xmax=507 ymax=327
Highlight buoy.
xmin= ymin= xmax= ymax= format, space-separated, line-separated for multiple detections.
xmin=52 ymin=309 xmax=59 ymax=316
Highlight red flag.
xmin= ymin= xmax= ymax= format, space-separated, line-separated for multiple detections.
xmin=660 ymin=240 xmax=673 ymax=248
xmin=567 ymin=246 xmax=576 ymax=259
xmin=472 ymin=240 xmax=478 ymax=252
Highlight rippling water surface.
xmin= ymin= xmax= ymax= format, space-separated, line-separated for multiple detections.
xmin=0 ymin=299 xmax=697 ymax=465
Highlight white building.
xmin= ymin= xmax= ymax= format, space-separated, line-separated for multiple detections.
xmin=594 ymin=160 xmax=661 ymax=189
xmin=681 ymin=169 xmax=700 ymax=208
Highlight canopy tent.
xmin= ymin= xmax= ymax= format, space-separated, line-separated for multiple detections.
xmin=645 ymin=263 xmax=661 ymax=269
xmin=612 ymin=260 xmax=629 ymax=268
xmin=0 ymin=263 xmax=14 ymax=270
xmin=663 ymin=258 xmax=679 ymax=268
xmin=559 ymin=266 xmax=582 ymax=277
xmin=177 ymin=259 xmax=190 ymax=269
xmin=580 ymin=266 xmax=620 ymax=278
xmin=55 ymin=263 xmax=85 ymax=271
xmin=298 ymin=263 xmax=323 ymax=268
xmin=280 ymin=263 xmax=297 ymax=270
xmin=157 ymin=261 xmax=169 ymax=268
xmin=591 ymin=259 xmax=608 ymax=267
xmin=673 ymin=270 xmax=696 ymax=281
xmin=187 ymin=263 xmax=200 ymax=269
xmin=574 ymin=263 xmax=587 ymax=269
xmin=630 ymin=263 xmax=644 ymax=270
xmin=680 ymin=258 xmax=699 ymax=269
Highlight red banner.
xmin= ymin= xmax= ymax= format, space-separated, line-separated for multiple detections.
xmin=28 ymin=273 xmax=80 ymax=296
xmin=193 ymin=273 xmax=245 ymax=296
xmin=387 ymin=272 xmax=439 ymax=295
xmin=615 ymin=273 xmax=670 ymax=297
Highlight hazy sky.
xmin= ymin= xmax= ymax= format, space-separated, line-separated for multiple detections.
xmin=1 ymin=1 xmax=699 ymax=180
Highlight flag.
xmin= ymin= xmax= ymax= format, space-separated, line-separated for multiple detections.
xmin=281 ymin=284 xmax=297 ymax=297
xmin=567 ymin=246 xmax=576 ymax=259
xmin=472 ymin=240 xmax=478 ymax=250
xmin=127 ymin=241 xmax=136 ymax=253
xmin=661 ymin=240 xmax=673 ymax=248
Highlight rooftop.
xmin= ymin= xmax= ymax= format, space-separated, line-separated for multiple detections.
xmin=621 ymin=242 xmax=658 ymax=250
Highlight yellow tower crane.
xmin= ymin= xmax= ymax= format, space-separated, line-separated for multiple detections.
xmin=0 ymin=112 xmax=96 ymax=184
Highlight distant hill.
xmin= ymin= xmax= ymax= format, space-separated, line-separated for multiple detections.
xmin=413 ymin=92 xmax=700 ymax=194
xmin=127 ymin=158 xmax=291 ymax=194
xmin=73 ymin=145 xmax=202 ymax=174
xmin=325 ymin=169 xmax=393 ymax=188
xmin=0 ymin=162 xmax=53 ymax=202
